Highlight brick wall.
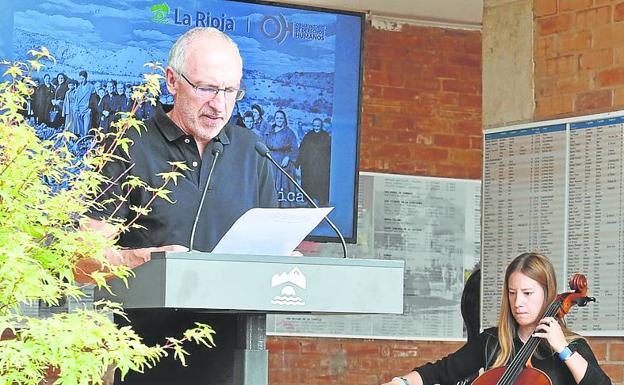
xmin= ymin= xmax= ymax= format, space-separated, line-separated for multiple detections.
xmin=268 ymin=22 xmax=483 ymax=385
xmin=533 ymin=1 xmax=624 ymax=383
xmin=534 ymin=0 xmax=624 ymax=117
xmin=359 ymin=23 xmax=482 ymax=179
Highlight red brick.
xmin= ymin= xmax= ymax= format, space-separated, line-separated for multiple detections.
xmin=558 ymin=30 xmax=592 ymax=53
xmin=534 ymin=0 xmax=558 ymax=17
xmin=615 ymin=87 xmax=624 ymax=106
xmin=536 ymin=94 xmax=575 ymax=117
xmin=365 ymin=58 xmax=383 ymax=72
xmin=426 ymin=64 xmax=460 ymax=79
xmin=536 ymin=36 xmax=557 ymax=59
xmin=364 ymin=103 xmax=402 ymax=115
xmin=601 ymin=363 xmax=624 ymax=383
xmin=434 ymin=133 xmax=471 ymax=148
xmin=444 ymin=52 xmax=481 ymax=68
xmin=404 ymin=76 xmax=441 ymax=91
xmin=441 ymin=79 xmax=480 ymax=93
xmin=579 ymin=48 xmax=613 ymax=70
xmin=577 ymin=6 xmax=612 ymax=29
xmin=559 ymin=0 xmax=593 ymax=12
xmin=376 ymin=143 xmax=413 ymax=159
xmin=555 ymin=75 xmax=591 ymax=95
xmin=459 ymin=94 xmax=482 ymax=109
xmin=616 ymin=2 xmax=624 ymax=22
xmin=596 ymin=67 xmax=624 ymax=87
xmin=410 ymin=144 xmax=449 ymax=163
xmin=611 ymin=341 xmax=624 ymax=361
xmin=365 ymin=70 xmax=404 ymax=87
xmin=537 ymin=13 xmax=574 ymax=35
xmin=450 ymin=149 xmax=482 ymax=165
xmin=470 ymin=136 xmax=483 ymax=150
xmin=363 ymin=85 xmax=383 ymax=100
xmin=382 ymin=87 xmax=418 ymax=101
xmin=575 ymin=89 xmax=613 ymax=112
xmin=615 ymin=47 xmax=624 ymax=65
xmin=536 ymin=77 xmax=559 ymax=98
xmin=541 ymin=55 xmax=578 ymax=77
xmin=438 ymin=92 xmax=460 ymax=105
xmin=464 ymin=37 xmax=482 ymax=55
xmin=594 ymin=23 xmax=624 ymax=49
xmin=267 ymin=337 xmax=301 ymax=352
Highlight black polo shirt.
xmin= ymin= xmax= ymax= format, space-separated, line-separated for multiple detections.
xmin=91 ymin=105 xmax=277 ymax=251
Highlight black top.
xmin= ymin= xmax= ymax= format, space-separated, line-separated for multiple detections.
xmin=90 ymin=105 xmax=277 ymax=251
xmin=415 ymin=327 xmax=611 ymax=385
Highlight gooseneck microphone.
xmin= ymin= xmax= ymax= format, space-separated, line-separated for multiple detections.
xmin=254 ymin=141 xmax=348 ymax=258
xmin=189 ymin=141 xmax=224 ymax=251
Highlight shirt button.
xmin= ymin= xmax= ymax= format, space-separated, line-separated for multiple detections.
xmin=184 ymin=138 xmax=190 ymax=144
xmin=192 ymin=161 xmax=198 ymax=167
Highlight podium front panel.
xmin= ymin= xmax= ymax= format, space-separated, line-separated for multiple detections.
xmin=97 ymin=252 xmax=404 ymax=315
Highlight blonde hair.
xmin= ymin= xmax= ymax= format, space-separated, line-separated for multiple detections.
xmin=493 ymin=252 xmax=577 ymax=368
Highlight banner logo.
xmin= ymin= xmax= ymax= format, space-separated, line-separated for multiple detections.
xmin=261 ymin=14 xmax=327 ymax=44
xmin=150 ymin=2 xmax=170 ymax=24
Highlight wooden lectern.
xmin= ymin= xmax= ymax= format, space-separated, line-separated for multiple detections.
xmin=96 ymin=252 xmax=404 ymax=385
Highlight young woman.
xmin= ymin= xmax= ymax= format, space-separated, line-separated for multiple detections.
xmin=263 ymin=110 xmax=299 ymax=207
xmin=382 ymin=253 xmax=611 ymax=385
xmin=251 ymin=103 xmax=271 ymax=135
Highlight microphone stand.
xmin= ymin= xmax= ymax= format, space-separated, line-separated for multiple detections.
xmin=255 ymin=142 xmax=348 ymax=258
xmin=189 ymin=141 xmax=223 ymax=251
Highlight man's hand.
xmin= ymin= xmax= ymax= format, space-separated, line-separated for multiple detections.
xmin=75 ymin=218 xmax=189 ymax=283
xmin=111 ymin=244 xmax=188 ymax=269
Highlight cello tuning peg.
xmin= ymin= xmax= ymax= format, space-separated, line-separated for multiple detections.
xmin=574 ymin=296 xmax=596 ymax=307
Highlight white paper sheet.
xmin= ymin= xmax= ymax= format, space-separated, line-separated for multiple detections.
xmin=212 ymin=207 xmax=334 ymax=256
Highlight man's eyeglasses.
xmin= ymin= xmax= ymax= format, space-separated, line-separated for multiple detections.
xmin=178 ymin=72 xmax=245 ymax=101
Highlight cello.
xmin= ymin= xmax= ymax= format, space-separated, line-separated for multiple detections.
xmin=471 ymin=274 xmax=596 ymax=385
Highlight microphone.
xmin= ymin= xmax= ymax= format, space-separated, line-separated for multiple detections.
xmin=189 ymin=141 xmax=224 ymax=251
xmin=254 ymin=141 xmax=348 ymax=258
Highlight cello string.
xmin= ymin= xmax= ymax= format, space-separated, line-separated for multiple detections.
xmin=499 ymin=301 xmax=559 ymax=385
xmin=495 ymin=300 xmax=560 ymax=385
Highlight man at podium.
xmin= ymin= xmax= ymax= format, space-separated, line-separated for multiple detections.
xmin=81 ymin=27 xmax=277 ymax=385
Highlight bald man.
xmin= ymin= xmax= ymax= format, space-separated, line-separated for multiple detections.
xmin=85 ymin=27 xmax=277 ymax=384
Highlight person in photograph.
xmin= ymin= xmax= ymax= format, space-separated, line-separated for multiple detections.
xmin=242 ymin=110 xmax=261 ymax=137
xmin=50 ymin=72 xmax=68 ymax=128
xmin=75 ymin=70 xmax=95 ymax=137
xmin=263 ymin=110 xmax=298 ymax=207
xmin=119 ymin=84 xmax=133 ymax=113
xmin=91 ymin=87 xmax=107 ymax=131
xmin=323 ymin=117 xmax=333 ymax=133
xmin=295 ymin=117 xmax=331 ymax=206
xmin=251 ymin=103 xmax=270 ymax=135
xmin=99 ymin=80 xmax=117 ymax=132
xmin=136 ymin=92 xmax=161 ymax=121
xmin=227 ymin=101 xmax=244 ymax=126
xmin=381 ymin=252 xmax=612 ymax=385
xmin=110 ymin=82 xmax=125 ymax=120
xmin=33 ymin=74 xmax=54 ymax=125
xmin=62 ymin=79 xmax=78 ymax=135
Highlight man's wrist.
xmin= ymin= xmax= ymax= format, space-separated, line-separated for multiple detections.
xmin=392 ymin=377 xmax=410 ymax=385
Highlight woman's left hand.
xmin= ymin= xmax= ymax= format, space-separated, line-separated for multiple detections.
xmin=281 ymin=156 xmax=290 ymax=167
xmin=533 ymin=316 xmax=568 ymax=353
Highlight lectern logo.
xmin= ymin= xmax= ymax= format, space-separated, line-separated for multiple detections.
xmin=271 ymin=267 xmax=306 ymax=306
